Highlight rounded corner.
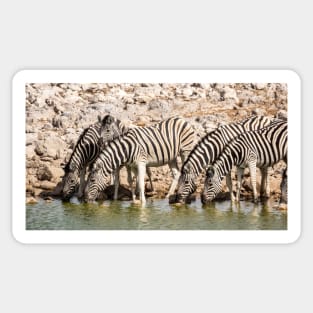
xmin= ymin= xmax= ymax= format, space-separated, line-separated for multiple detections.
xmin=11 ymin=228 xmax=27 ymax=245
xmin=286 ymin=228 xmax=302 ymax=245
xmin=12 ymin=69 xmax=28 ymax=84
xmin=284 ymin=69 xmax=302 ymax=85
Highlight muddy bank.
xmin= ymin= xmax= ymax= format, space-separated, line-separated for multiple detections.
xmin=25 ymin=83 xmax=287 ymax=203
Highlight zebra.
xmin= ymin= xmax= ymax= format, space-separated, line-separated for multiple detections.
xmin=280 ymin=167 xmax=288 ymax=204
xmin=174 ymin=115 xmax=277 ymax=203
xmin=201 ymin=120 xmax=287 ymax=204
xmin=99 ymin=115 xmax=155 ymax=199
xmin=62 ymin=120 xmax=102 ymax=201
xmin=84 ymin=116 xmax=196 ymax=204
xmin=98 ymin=115 xmax=129 ymax=148
xmin=62 ymin=114 xmax=153 ymax=201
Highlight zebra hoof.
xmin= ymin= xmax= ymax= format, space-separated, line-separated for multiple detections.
xmin=132 ymin=199 xmax=144 ymax=206
xmin=278 ymin=203 xmax=287 ymax=210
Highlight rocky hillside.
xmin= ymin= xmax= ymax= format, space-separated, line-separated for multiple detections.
xmin=25 ymin=83 xmax=287 ymax=204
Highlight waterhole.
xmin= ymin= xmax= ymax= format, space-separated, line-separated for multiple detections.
xmin=26 ymin=197 xmax=287 ymax=230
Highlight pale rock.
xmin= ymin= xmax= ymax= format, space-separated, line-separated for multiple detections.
xmin=252 ymin=108 xmax=267 ymax=116
xmin=249 ymin=95 xmax=264 ymax=104
xmin=34 ymin=142 xmax=45 ymax=156
xmin=37 ymin=164 xmax=53 ymax=181
xmin=68 ymin=84 xmax=82 ymax=91
xmin=252 ymin=83 xmax=266 ymax=90
xmin=49 ymin=166 xmax=65 ymax=182
xmin=122 ymin=96 xmax=135 ymax=105
xmin=134 ymin=95 xmax=153 ymax=104
xmin=26 ymin=197 xmax=38 ymax=204
xmin=222 ymin=87 xmax=239 ymax=104
xmin=40 ymin=181 xmax=56 ymax=190
xmin=26 ymin=133 xmax=37 ymax=146
xmin=40 ymin=135 xmax=67 ymax=159
xmin=26 ymin=145 xmax=36 ymax=159
xmin=53 ymin=104 xmax=65 ymax=114
xmin=182 ymin=88 xmax=193 ymax=97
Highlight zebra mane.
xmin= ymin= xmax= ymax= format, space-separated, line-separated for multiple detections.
xmin=182 ymin=121 xmax=232 ymax=166
xmin=182 ymin=115 xmax=275 ymax=171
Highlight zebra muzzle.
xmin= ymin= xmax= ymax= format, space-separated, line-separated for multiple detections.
xmin=201 ymin=194 xmax=211 ymax=205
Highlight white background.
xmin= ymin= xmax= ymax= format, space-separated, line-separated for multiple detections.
xmin=1 ymin=1 xmax=311 ymax=312
xmin=12 ymin=70 xmax=301 ymax=245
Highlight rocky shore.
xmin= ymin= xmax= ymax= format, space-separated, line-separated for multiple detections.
xmin=25 ymin=83 xmax=287 ymax=204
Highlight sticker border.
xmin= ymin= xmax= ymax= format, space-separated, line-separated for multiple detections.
xmin=12 ymin=69 xmax=301 ymax=244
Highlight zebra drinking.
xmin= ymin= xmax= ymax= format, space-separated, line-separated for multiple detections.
xmin=84 ymin=117 xmax=196 ymax=204
xmin=99 ymin=115 xmax=155 ymax=200
xmin=62 ymin=115 xmax=149 ymax=201
xmin=62 ymin=120 xmax=102 ymax=201
xmin=175 ymin=115 xmax=276 ymax=203
xmin=201 ymin=120 xmax=287 ymax=204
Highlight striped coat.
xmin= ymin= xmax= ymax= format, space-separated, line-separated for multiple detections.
xmin=202 ymin=120 xmax=287 ymax=203
xmin=84 ymin=117 xmax=196 ymax=204
xmin=175 ymin=115 xmax=277 ymax=203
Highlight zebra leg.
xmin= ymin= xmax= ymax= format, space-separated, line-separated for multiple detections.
xmin=132 ymin=167 xmax=139 ymax=195
xmin=146 ymin=166 xmax=154 ymax=192
xmin=127 ymin=166 xmax=136 ymax=202
xmin=180 ymin=150 xmax=191 ymax=164
xmin=226 ymin=172 xmax=235 ymax=202
xmin=166 ymin=160 xmax=180 ymax=198
xmin=248 ymin=159 xmax=258 ymax=203
xmin=77 ymin=167 xmax=86 ymax=199
xmin=113 ymin=168 xmax=120 ymax=200
xmin=137 ymin=162 xmax=146 ymax=204
xmin=280 ymin=167 xmax=288 ymax=204
xmin=260 ymin=167 xmax=270 ymax=198
xmin=236 ymin=167 xmax=244 ymax=202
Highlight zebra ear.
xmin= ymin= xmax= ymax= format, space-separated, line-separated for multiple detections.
xmin=98 ymin=115 xmax=102 ymax=123
xmin=184 ymin=163 xmax=191 ymax=171
xmin=60 ymin=161 xmax=66 ymax=169
xmin=102 ymin=115 xmax=115 ymax=126
xmin=206 ymin=166 xmax=215 ymax=179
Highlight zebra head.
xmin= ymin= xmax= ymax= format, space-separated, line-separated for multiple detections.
xmin=98 ymin=115 xmax=122 ymax=148
xmin=201 ymin=166 xmax=223 ymax=204
xmin=84 ymin=160 xmax=111 ymax=202
xmin=62 ymin=165 xmax=80 ymax=201
xmin=175 ymin=163 xmax=197 ymax=203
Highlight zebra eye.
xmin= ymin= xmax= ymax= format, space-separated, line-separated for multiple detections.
xmin=70 ymin=179 xmax=75 ymax=183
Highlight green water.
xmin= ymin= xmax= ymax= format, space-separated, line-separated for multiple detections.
xmin=26 ymin=198 xmax=287 ymax=230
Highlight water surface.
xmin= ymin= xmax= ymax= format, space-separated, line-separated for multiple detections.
xmin=26 ymin=198 xmax=287 ymax=230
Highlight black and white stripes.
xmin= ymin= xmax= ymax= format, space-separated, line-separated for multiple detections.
xmin=84 ymin=117 xmax=196 ymax=204
xmin=62 ymin=115 xmax=128 ymax=200
xmin=62 ymin=122 xmax=102 ymax=200
xmin=201 ymin=120 xmax=287 ymax=203
xmin=63 ymin=113 xmax=287 ymax=206
xmin=175 ymin=115 xmax=276 ymax=203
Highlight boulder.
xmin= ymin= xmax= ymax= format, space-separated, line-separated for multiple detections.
xmin=37 ymin=164 xmax=53 ymax=181
xmin=43 ymin=135 xmax=67 ymax=159
xmin=34 ymin=142 xmax=45 ymax=156
xmin=40 ymin=181 xmax=56 ymax=190
xmin=26 ymin=197 xmax=38 ymax=204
